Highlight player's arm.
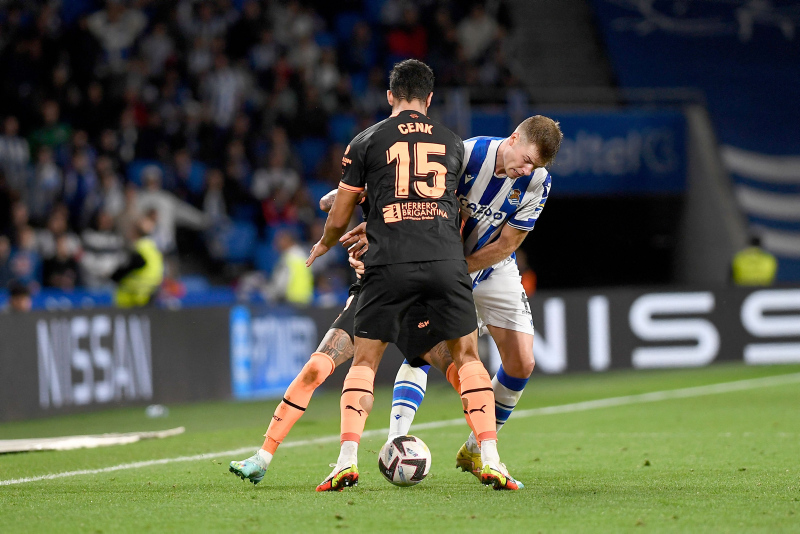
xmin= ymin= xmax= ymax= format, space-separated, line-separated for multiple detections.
xmin=307 ymin=187 xmax=360 ymax=266
xmin=464 ymin=224 xmax=528 ymax=273
xmin=320 ymin=189 xmax=366 ymax=213
xmin=308 ymin=137 xmax=368 ymax=266
xmin=320 ymin=189 xmax=337 ymax=212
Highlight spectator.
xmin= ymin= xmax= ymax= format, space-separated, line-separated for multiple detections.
xmin=98 ymin=168 xmax=126 ymax=219
xmin=136 ymin=165 xmax=210 ymax=254
xmin=9 ymin=226 xmax=42 ymax=290
xmin=0 ymin=172 xmax=12 ymax=237
xmin=87 ymin=0 xmax=148 ymax=74
xmin=29 ymin=100 xmax=72 ymax=159
xmin=457 ymin=3 xmax=499 ymax=62
xmin=202 ymin=168 xmax=230 ymax=224
xmin=62 ymin=150 xmax=99 ymax=229
xmin=42 ymin=233 xmax=81 ymax=290
xmin=81 ymin=210 xmax=126 ymax=289
xmin=203 ymin=53 xmax=249 ymax=130
xmin=9 ymin=201 xmax=30 ymax=246
xmin=250 ymin=29 xmax=279 ymax=81
xmin=341 ymin=21 xmax=376 ymax=75
xmin=36 ymin=206 xmax=81 ymax=261
xmin=178 ymin=0 xmax=230 ymax=42
xmin=252 ymin=148 xmax=301 ymax=225
xmin=0 ymin=236 xmax=12 ymax=289
xmin=0 ymin=116 xmax=31 ymax=195
xmin=112 ymin=214 xmax=164 ymax=308
xmin=386 ymin=5 xmax=428 ymax=60
xmin=170 ymin=148 xmax=206 ymax=204
xmin=28 ymin=146 xmax=64 ymax=224
xmin=5 ymin=280 xmax=32 ymax=313
xmin=0 ymin=0 xmax=521 ymax=300
xmin=262 ymin=229 xmax=313 ymax=306
xmin=139 ymin=22 xmax=175 ymax=77
xmin=731 ymin=235 xmax=778 ymax=286
xmin=97 ymin=129 xmax=123 ymax=171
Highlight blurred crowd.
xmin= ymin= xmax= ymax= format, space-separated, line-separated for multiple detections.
xmin=0 ymin=0 xmax=515 ymax=307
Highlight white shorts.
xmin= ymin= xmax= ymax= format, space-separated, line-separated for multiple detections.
xmin=471 ymin=258 xmax=535 ymax=337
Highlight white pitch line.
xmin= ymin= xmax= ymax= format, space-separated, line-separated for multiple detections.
xmin=2 ymin=371 xmax=799 ymax=487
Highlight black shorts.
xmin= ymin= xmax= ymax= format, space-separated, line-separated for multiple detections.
xmin=396 ymin=303 xmax=444 ymax=366
xmin=329 ymin=282 xmax=361 ymax=341
xmin=354 ymin=259 xmax=477 ymax=344
xmin=330 ymin=283 xmax=442 ymax=364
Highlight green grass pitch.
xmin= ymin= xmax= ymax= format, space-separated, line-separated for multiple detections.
xmin=1 ymin=363 xmax=799 ymax=533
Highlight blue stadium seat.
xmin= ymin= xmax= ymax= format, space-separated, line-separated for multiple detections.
xmin=223 ymin=221 xmax=257 ymax=263
xmin=329 ymin=114 xmax=357 ymax=144
xmin=306 ymin=179 xmax=335 ymax=215
xmin=254 ymin=240 xmax=278 ymax=275
xmin=295 ymin=138 xmax=328 ymax=177
xmin=179 ymin=275 xmax=211 ymax=293
xmin=186 ymin=162 xmax=208 ymax=196
xmin=335 ymin=12 xmax=363 ymax=44
xmin=470 ymin=112 xmax=509 ymax=138
xmin=315 ymin=32 xmax=337 ymax=48
xmin=350 ymin=72 xmax=369 ymax=96
xmin=363 ymin=0 xmax=388 ymax=24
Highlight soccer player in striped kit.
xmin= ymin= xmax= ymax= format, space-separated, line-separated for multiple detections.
xmin=385 ymin=115 xmax=562 ymax=477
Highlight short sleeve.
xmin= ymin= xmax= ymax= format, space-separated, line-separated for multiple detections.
xmin=507 ymin=173 xmax=551 ymax=232
xmin=339 ymin=136 xmax=368 ymax=193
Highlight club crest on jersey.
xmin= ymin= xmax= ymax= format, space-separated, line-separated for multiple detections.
xmin=507 ymin=189 xmax=522 ymax=205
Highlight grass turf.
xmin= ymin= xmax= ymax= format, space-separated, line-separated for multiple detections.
xmin=1 ymin=363 xmax=799 ymax=533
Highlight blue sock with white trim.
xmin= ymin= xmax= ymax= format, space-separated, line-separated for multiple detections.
xmin=465 ymin=364 xmax=529 ymax=453
xmin=387 ymin=360 xmax=430 ymax=441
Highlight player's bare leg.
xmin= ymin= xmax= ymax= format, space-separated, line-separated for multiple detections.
xmin=317 ymin=337 xmax=385 ymax=491
xmin=230 ymin=328 xmax=353 ymax=485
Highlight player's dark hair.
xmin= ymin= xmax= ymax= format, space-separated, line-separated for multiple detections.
xmin=389 ymin=59 xmax=434 ymax=103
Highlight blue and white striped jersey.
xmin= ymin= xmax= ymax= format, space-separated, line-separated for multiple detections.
xmin=456 ymin=136 xmax=551 ymax=284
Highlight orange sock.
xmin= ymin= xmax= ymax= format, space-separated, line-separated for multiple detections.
xmin=262 ymin=352 xmax=335 ymax=454
xmin=340 ymin=365 xmax=375 ymax=444
xmin=458 ymin=361 xmax=498 ymax=444
xmin=445 ymin=362 xmax=460 ymax=391
xmin=447 ymin=362 xmax=478 ymax=438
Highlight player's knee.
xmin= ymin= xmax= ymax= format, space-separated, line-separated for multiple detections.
xmin=503 ymin=353 xmax=535 ymax=379
xmin=301 ymin=353 xmax=334 ymax=387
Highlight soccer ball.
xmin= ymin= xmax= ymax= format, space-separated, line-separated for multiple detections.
xmin=378 ymin=435 xmax=431 ymax=487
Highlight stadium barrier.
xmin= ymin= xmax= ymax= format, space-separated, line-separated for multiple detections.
xmin=524 ymin=286 xmax=800 ymax=373
xmin=2 ymin=286 xmax=798 ymax=422
xmin=0 ymin=307 xmax=231 ymax=423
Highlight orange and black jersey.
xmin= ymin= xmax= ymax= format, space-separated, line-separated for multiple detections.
xmin=339 ymin=110 xmax=465 ymax=267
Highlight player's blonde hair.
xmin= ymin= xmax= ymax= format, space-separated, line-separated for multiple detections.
xmin=516 ymin=115 xmax=563 ymax=167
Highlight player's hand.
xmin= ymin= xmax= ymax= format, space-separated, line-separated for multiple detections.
xmin=306 ymin=240 xmax=330 ymax=267
xmin=348 ymin=255 xmax=365 ymax=276
xmin=340 ymin=222 xmax=368 ymax=259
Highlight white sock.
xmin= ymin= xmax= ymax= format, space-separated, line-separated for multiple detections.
xmin=493 ymin=366 xmax=528 ymax=432
xmin=465 ymin=432 xmax=480 ymax=454
xmin=337 ymin=440 xmax=359 ymax=467
xmin=257 ymin=448 xmax=273 ymax=468
xmin=480 ymin=439 xmax=500 ymax=466
xmin=387 ymin=361 xmax=429 ymax=441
